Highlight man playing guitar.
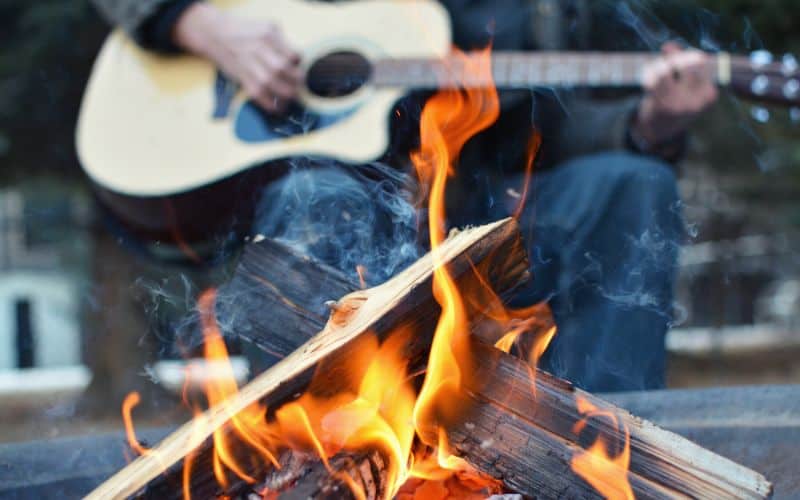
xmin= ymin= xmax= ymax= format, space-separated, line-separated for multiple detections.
xmin=88 ymin=0 xmax=718 ymax=395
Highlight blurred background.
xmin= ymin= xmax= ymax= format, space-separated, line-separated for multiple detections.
xmin=0 ymin=0 xmax=798 ymax=444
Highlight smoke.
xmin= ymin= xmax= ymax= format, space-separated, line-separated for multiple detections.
xmin=134 ymin=273 xmax=210 ymax=359
xmin=613 ymin=1 xmax=674 ymax=50
xmin=134 ymin=1 xmax=778 ymax=393
xmin=251 ymin=158 xmax=420 ymax=286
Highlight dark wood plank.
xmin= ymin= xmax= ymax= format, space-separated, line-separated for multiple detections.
xmin=217 ymin=238 xmax=358 ymax=358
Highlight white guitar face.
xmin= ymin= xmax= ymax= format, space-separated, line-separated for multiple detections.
xmin=77 ymin=0 xmax=451 ymax=197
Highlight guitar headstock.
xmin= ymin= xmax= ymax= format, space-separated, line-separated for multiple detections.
xmin=727 ymin=51 xmax=800 ymax=107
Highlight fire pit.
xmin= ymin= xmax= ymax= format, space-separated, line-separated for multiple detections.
xmin=64 ymin=220 xmax=771 ymax=500
xmin=1 ymin=386 xmax=797 ymax=498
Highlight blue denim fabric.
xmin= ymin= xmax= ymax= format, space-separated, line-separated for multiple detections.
xmin=251 ymin=152 xmax=683 ymax=392
xmin=505 ymin=152 xmax=683 ymax=392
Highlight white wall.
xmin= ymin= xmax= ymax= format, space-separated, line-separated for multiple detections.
xmin=0 ymin=271 xmax=81 ymax=370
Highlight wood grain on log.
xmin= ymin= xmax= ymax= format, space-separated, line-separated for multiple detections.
xmin=89 ymin=218 xmax=772 ymax=499
xmin=446 ymin=343 xmax=772 ymax=499
xmin=219 ymin=228 xmax=774 ymax=500
xmin=87 ymin=219 xmax=529 ymax=499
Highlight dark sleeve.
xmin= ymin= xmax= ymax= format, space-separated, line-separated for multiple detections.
xmin=547 ymin=0 xmax=687 ymax=165
xmin=554 ymin=95 xmax=640 ymax=161
xmin=549 ymin=94 xmax=686 ymax=165
xmin=91 ymin=0 xmax=198 ymax=53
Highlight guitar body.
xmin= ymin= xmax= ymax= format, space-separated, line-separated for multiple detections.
xmin=77 ymin=0 xmax=450 ymax=242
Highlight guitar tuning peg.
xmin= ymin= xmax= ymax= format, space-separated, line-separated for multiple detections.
xmin=750 ymin=105 xmax=770 ymax=123
xmin=784 ymin=79 xmax=800 ymax=100
xmin=750 ymin=50 xmax=773 ymax=68
xmin=782 ymin=54 xmax=799 ymax=75
xmin=790 ymin=107 xmax=800 ymax=124
xmin=751 ymin=74 xmax=770 ymax=96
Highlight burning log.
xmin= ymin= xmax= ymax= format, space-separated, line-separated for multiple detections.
xmin=222 ymin=228 xmax=773 ymax=499
xmin=88 ymin=218 xmax=528 ymax=499
xmin=90 ymin=218 xmax=772 ymax=499
xmin=446 ymin=342 xmax=772 ymax=499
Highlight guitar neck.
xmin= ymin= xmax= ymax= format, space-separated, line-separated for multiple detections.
xmin=373 ymin=51 xmax=732 ymax=89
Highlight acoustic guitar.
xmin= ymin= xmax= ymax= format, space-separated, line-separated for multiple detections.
xmin=77 ymin=0 xmax=800 ymax=243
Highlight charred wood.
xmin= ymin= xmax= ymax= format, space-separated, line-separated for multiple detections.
xmin=87 ymin=219 xmax=529 ymax=499
xmin=89 ymin=218 xmax=772 ymax=499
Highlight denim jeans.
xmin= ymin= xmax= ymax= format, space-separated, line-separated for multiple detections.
xmin=506 ymin=152 xmax=683 ymax=392
xmin=252 ymin=152 xmax=683 ymax=392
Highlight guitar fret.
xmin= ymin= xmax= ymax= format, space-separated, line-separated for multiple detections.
xmin=373 ymin=52 xmax=657 ymax=89
xmin=546 ymin=54 xmax=581 ymax=85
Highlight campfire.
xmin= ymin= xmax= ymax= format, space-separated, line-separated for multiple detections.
xmin=94 ymin=49 xmax=772 ymax=500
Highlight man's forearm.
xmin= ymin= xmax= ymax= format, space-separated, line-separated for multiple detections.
xmin=91 ymin=0 xmax=199 ymax=52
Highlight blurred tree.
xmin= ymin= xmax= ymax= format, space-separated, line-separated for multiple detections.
xmin=0 ymin=0 xmax=105 ymax=184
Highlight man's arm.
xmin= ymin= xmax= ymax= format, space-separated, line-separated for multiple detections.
xmin=90 ymin=0 xmax=189 ymax=50
xmin=91 ymin=0 xmax=302 ymax=113
xmin=555 ymin=43 xmax=718 ymax=164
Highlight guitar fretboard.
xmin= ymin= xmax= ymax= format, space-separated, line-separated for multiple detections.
xmin=372 ymin=51 xmax=719 ymax=89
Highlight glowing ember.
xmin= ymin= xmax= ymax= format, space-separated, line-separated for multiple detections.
xmin=571 ymin=396 xmax=634 ymax=500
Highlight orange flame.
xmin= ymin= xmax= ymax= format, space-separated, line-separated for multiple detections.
xmin=197 ymin=290 xmax=280 ymax=490
xmin=571 ymin=396 xmax=634 ymax=500
xmin=269 ymin=328 xmax=418 ymax=498
xmin=176 ymin=289 xmax=421 ymax=499
xmin=512 ymin=131 xmax=541 ymax=220
xmin=122 ymin=391 xmax=149 ymax=457
xmin=410 ymin=46 xmax=499 ymax=465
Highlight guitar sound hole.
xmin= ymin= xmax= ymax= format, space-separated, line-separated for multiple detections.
xmin=306 ymin=51 xmax=372 ymax=98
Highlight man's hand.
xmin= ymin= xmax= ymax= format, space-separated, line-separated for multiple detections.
xmin=633 ymin=42 xmax=719 ymax=147
xmin=173 ymin=3 xmax=302 ymax=113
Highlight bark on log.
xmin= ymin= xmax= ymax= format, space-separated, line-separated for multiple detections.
xmin=216 ymin=237 xmax=358 ymax=359
xmin=219 ymin=226 xmax=774 ymax=500
xmin=87 ymin=218 xmax=529 ymax=500
xmin=447 ymin=343 xmax=772 ymax=499
xmin=88 ymin=218 xmax=772 ymax=499
xmin=262 ymin=450 xmax=388 ymax=500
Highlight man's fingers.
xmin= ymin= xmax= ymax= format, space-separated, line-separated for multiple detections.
xmin=661 ymin=41 xmax=683 ymax=55
xmin=265 ymin=76 xmax=298 ymax=100
xmin=262 ymin=26 xmax=301 ymax=66
xmin=252 ymin=91 xmax=286 ymax=113
xmin=645 ymin=50 xmax=711 ymax=92
xmin=642 ymin=57 xmax=672 ymax=90
xmin=244 ymin=66 xmax=290 ymax=112
xmin=667 ymin=50 xmax=708 ymax=81
xmin=259 ymin=51 xmax=302 ymax=87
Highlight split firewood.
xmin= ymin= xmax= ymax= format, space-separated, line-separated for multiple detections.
xmin=89 ymin=218 xmax=772 ymax=499
xmin=88 ymin=218 xmax=529 ymax=499
xmin=220 ymin=227 xmax=774 ymax=499
xmin=445 ymin=342 xmax=772 ymax=498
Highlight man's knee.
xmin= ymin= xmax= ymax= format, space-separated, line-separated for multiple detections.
xmin=599 ymin=152 xmax=680 ymax=207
